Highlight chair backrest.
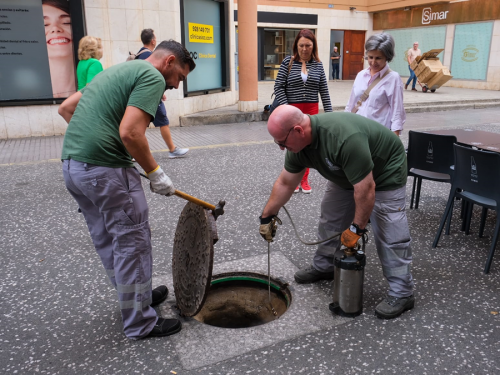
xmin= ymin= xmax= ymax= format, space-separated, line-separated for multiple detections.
xmin=407 ymin=131 xmax=457 ymax=175
xmin=453 ymin=143 xmax=500 ymax=202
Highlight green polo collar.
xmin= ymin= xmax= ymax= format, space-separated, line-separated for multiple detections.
xmin=304 ymin=114 xmax=319 ymax=150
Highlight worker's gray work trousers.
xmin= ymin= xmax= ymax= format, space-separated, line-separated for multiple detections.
xmin=62 ymin=159 xmax=157 ymax=339
xmin=315 ymin=181 xmax=414 ymax=298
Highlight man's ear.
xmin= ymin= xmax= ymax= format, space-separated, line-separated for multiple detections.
xmin=165 ymin=55 xmax=176 ymax=67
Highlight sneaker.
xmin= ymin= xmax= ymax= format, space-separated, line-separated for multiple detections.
xmin=151 ymin=285 xmax=168 ymax=306
xmin=146 ymin=317 xmax=182 ymax=338
xmin=375 ymin=294 xmax=415 ymax=319
xmin=294 ymin=264 xmax=334 ymax=284
xmin=168 ymin=147 xmax=189 ymax=159
xmin=300 ymin=180 xmax=312 ymax=194
xmin=294 ymin=186 xmax=300 ymax=193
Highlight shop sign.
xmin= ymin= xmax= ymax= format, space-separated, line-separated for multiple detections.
xmin=374 ymin=0 xmax=500 ymax=30
xmin=422 ymin=8 xmax=449 ymax=25
xmin=188 ymin=22 xmax=214 ymax=44
xmin=461 ymin=46 xmax=479 ymax=62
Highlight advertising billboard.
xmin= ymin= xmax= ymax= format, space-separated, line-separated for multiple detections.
xmin=182 ymin=0 xmax=229 ymax=94
xmin=0 ymin=0 xmax=82 ymax=103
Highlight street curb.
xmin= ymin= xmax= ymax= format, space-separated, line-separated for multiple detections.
xmin=179 ymin=100 xmax=500 ymax=126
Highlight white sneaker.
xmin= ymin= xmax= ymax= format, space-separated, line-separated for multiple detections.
xmin=168 ymin=147 xmax=189 ymax=159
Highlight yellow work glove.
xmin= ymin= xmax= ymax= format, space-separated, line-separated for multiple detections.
xmin=259 ymin=215 xmax=282 ymax=243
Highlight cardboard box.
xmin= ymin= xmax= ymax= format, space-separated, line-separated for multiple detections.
xmin=426 ymin=69 xmax=453 ymax=89
xmin=410 ymin=59 xmax=419 ymax=71
xmin=420 ymin=49 xmax=444 ymax=60
xmin=416 ymin=59 xmax=444 ymax=82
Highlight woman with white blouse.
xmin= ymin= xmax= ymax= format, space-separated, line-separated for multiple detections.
xmin=345 ymin=33 xmax=406 ymax=136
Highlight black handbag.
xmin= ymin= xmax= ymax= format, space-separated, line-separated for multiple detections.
xmin=264 ymin=94 xmax=280 ymax=114
xmin=264 ymin=58 xmax=293 ymax=114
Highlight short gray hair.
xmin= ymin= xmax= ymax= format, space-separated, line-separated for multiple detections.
xmin=365 ymin=33 xmax=395 ymax=62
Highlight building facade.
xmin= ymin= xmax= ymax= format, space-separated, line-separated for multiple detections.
xmin=0 ymin=0 xmax=498 ymax=140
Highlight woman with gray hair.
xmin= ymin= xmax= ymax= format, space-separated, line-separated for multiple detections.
xmin=345 ymin=33 xmax=405 ymax=136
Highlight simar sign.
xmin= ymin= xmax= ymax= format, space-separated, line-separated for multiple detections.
xmin=422 ymin=7 xmax=449 ymax=25
xmin=373 ymin=0 xmax=500 ymax=30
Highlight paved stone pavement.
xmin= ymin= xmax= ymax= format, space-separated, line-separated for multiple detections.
xmin=1 ymin=109 xmax=500 ymax=374
xmin=2 ymin=107 xmax=500 ymax=165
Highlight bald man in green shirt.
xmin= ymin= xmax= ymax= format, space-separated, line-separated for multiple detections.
xmin=259 ymin=105 xmax=414 ymax=319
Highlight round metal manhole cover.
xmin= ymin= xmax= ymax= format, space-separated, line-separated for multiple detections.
xmin=172 ymin=202 xmax=214 ymax=317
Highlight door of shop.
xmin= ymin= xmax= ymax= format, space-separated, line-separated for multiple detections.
xmin=342 ymin=30 xmax=365 ymax=80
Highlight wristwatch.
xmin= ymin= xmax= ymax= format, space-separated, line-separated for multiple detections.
xmin=349 ymin=223 xmax=367 ymax=235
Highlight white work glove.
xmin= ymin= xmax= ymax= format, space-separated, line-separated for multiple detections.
xmin=147 ymin=166 xmax=175 ymax=196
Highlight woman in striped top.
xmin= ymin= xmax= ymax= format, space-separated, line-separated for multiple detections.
xmin=274 ymin=29 xmax=332 ymax=194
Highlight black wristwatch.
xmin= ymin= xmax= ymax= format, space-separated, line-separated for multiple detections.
xmin=349 ymin=223 xmax=367 ymax=235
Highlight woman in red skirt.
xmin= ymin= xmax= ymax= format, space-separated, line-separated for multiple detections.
xmin=274 ymin=29 xmax=333 ymax=193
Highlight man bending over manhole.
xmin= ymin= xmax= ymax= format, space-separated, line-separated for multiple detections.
xmin=259 ymin=105 xmax=414 ymax=319
xmin=58 ymin=40 xmax=196 ymax=339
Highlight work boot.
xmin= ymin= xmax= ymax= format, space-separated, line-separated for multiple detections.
xmin=294 ymin=264 xmax=334 ymax=284
xmin=146 ymin=318 xmax=182 ymax=338
xmin=168 ymin=147 xmax=189 ymax=159
xmin=151 ymin=285 xmax=168 ymax=306
xmin=375 ymin=294 xmax=415 ymax=319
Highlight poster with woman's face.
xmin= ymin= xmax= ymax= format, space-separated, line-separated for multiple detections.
xmin=0 ymin=0 xmax=77 ymax=101
xmin=42 ymin=0 xmax=76 ymax=98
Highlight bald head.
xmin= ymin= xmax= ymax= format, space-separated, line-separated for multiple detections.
xmin=268 ymin=105 xmax=311 ymax=152
xmin=268 ymin=105 xmax=303 ymax=133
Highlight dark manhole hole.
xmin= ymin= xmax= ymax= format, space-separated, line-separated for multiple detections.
xmin=193 ymin=272 xmax=292 ymax=328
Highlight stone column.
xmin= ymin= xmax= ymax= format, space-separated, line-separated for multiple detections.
xmin=238 ymin=0 xmax=258 ymax=112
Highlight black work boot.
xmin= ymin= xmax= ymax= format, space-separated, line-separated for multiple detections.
xmin=375 ymin=294 xmax=415 ymax=319
xmin=146 ymin=318 xmax=182 ymax=338
xmin=151 ymin=285 xmax=169 ymax=306
xmin=294 ymin=264 xmax=334 ymax=284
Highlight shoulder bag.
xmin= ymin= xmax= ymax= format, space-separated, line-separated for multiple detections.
xmin=351 ymin=69 xmax=392 ymax=113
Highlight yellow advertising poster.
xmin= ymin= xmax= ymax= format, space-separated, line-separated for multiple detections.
xmin=189 ymin=22 xmax=214 ymax=44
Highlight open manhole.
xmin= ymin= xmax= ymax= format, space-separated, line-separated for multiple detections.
xmin=193 ymin=272 xmax=292 ymax=328
xmin=172 ymin=202 xmax=292 ymax=328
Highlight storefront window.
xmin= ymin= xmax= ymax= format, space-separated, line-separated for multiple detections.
xmin=261 ymin=28 xmax=301 ymax=81
xmin=450 ymin=22 xmax=493 ymax=81
xmin=384 ymin=26 xmax=446 ymax=78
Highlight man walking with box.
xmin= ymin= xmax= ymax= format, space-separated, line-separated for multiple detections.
xmin=405 ymin=42 xmax=421 ymax=91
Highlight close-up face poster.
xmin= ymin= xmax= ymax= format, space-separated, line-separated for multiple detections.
xmin=0 ymin=0 xmax=77 ymax=102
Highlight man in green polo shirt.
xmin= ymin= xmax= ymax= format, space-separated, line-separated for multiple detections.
xmin=259 ymin=105 xmax=414 ymax=319
xmin=58 ymin=40 xmax=195 ymax=339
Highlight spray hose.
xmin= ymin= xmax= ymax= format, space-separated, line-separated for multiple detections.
xmin=281 ymin=206 xmax=368 ymax=248
xmin=281 ymin=205 xmax=341 ymax=246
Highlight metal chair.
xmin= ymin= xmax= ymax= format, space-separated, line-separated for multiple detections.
xmin=432 ymin=144 xmax=500 ymax=274
xmin=407 ymin=131 xmax=457 ymax=209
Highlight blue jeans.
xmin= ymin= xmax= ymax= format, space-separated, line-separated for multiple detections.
xmin=332 ymin=63 xmax=339 ymax=80
xmin=406 ymin=65 xmax=417 ymax=88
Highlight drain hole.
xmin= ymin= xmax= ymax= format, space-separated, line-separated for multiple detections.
xmin=194 ymin=272 xmax=292 ymax=328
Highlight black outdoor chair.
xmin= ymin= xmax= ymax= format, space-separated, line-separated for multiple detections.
xmin=432 ymin=144 xmax=500 ymax=274
xmin=407 ymin=131 xmax=457 ymax=209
